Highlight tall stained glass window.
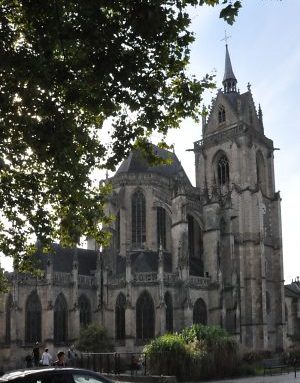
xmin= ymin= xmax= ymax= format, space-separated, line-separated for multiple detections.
xmin=132 ymin=191 xmax=146 ymax=248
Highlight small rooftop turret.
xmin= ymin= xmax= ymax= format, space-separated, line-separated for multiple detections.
xmin=222 ymin=44 xmax=237 ymax=93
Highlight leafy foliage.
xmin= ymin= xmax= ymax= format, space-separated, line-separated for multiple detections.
xmin=0 ymin=0 xmax=242 ymax=275
xmin=144 ymin=333 xmax=189 ymax=378
xmin=181 ymin=323 xmax=235 ymax=345
xmin=144 ymin=333 xmax=186 ymax=354
xmin=0 ymin=267 xmax=9 ymax=292
xmin=182 ymin=324 xmax=238 ymax=378
xmin=76 ymin=323 xmax=113 ymax=353
xmin=144 ymin=324 xmax=238 ymax=380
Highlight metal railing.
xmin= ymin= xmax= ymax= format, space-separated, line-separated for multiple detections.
xmin=75 ymin=352 xmax=148 ymax=376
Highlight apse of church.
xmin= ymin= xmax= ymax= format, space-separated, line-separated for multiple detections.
xmin=0 ymin=45 xmax=287 ymax=369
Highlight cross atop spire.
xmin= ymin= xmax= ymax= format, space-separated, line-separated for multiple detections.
xmin=221 ymin=30 xmax=231 ymax=45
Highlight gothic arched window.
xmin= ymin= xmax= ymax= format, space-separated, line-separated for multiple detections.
xmin=132 ymin=190 xmax=146 ymax=248
xmin=217 ymin=155 xmax=229 ymax=186
xmin=116 ymin=211 xmax=120 ymax=251
xmin=249 ymin=105 xmax=253 ymax=124
xmin=256 ymin=151 xmax=266 ymax=193
xmin=188 ymin=214 xmax=204 ymax=276
xmin=193 ymin=298 xmax=207 ymax=325
xmin=165 ymin=292 xmax=173 ymax=333
xmin=266 ymin=291 xmax=271 ymax=315
xmin=115 ymin=293 xmax=126 ymax=340
xmin=220 ymin=218 xmax=226 ymax=236
xmin=79 ymin=294 xmax=91 ymax=328
xmin=5 ymin=294 xmax=13 ymax=344
xmin=54 ymin=293 xmax=68 ymax=344
xmin=136 ymin=291 xmax=154 ymax=341
xmin=25 ymin=291 xmax=42 ymax=343
xmin=157 ymin=207 xmax=166 ymax=249
xmin=188 ymin=215 xmax=195 ymax=257
xmin=218 ymin=105 xmax=226 ymax=123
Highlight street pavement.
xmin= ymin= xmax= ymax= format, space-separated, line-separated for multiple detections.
xmin=113 ymin=372 xmax=300 ymax=383
xmin=204 ymin=372 xmax=300 ymax=383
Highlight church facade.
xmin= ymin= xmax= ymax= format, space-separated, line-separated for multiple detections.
xmin=0 ymin=46 xmax=289 ymax=370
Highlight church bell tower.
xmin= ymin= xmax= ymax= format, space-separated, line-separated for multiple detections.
xmin=194 ymin=43 xmax=285 ymax=351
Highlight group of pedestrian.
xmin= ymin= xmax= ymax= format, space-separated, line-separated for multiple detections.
xmin=25 ymin=343 xmax=77 ymax=368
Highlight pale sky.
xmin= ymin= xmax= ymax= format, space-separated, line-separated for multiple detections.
xmin=165 ymin=0 xmax=300 ymax=284
xmin=1 ymin=1 xmax=299 ymax=284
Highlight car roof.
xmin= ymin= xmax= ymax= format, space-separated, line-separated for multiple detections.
xmin=0 ymin=367 xmax=113 ymax=382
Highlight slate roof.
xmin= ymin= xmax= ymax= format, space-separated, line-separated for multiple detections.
xmin=36 ymin=244 xmax=97 ymax=276
xmin=221 ymin=90 xmax=252 ymax=115
xmin=115 ymin=144 xmax=190 ymax=182
xmin=116 ymin=250 xmax=172 ymax=274
xmin=285 ymin=282 xmax=300 ymax=298
xmin=131 ymin=250 xmax=172 ymax=273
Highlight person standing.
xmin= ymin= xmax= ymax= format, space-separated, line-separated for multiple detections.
xmin=41 ymin=348 xmax=52 ymax=366
xmin=25 ymin=354 xmax=33 ymax=368
xmin=67 ymin=345 xmax=77 ymax=366
xmin=53 ymin=351 xmax=66 ymax=367
xmin=32 ymin=342 xmax=40 ymax=367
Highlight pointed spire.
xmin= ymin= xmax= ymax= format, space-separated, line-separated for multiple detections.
xmin=222 ymin=44 xmax=237 ymax=93
xmin=258 ymin=104 xmax=263 ymax=121
xmin=202 ymin=104 xmax=207 ymax=136
xmin=258 ymin=103 xmax=264 ymax=131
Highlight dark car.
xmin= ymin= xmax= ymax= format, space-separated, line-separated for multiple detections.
xmin=0 ymin=367 xmax=114 ymax=383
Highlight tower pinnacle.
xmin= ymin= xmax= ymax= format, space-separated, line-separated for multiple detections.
xmin=222 ymin=44 xmax=237 ymax=93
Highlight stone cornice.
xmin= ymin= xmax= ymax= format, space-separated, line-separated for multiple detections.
xmin=110 ymin=172 xmax=179 ymax=189
xmin=194 ymin=123 xmax=273 ymax=152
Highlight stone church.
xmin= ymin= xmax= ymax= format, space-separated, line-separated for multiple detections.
xmin=0 ymin=45 xmax=289 ymax=369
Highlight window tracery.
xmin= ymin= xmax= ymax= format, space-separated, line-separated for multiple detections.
xmin=256 ymin=151 xmax=266 ymax=193
xmin=218 ymin=105 xmax=226 ymax=123
xmin=266 ymin=291 xmax=271 ymax=315
xmin=115 ymin=293 xmax=126 ymax=340
xmin=157 ymin=207 xmax=166 ymax=249
xmin=5 ymin=294 xmax=13 ymax=344
xmin=217 ymin=155 xmax=229 ymax=185
xmin=136 ymin=291 xmax=154 ymax=341
xmin=79 ymin=294 xmax=91 ymax=328
xmin=165 ymin=292 xmax=173 ymax=332
xmin=115 ymin=211 xmax=120 ymax=251
xmin=193 ymin=298 xmax=207 ymax=325
xmin=25 ymin=291 xmax=42 ymax=343
xmin=54 ymin=293 xmax=68 ymax=344
xmin=132 ymin=191 xmax=146 ymax=248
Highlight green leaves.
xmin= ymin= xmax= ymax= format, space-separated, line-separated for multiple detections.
xmin=76 ymin=323 xmax=113 ymax=352
xmin=144 ymin=324 xmax=238 ymax=379
xmin=219 ymin=1 xmax=242 ymax=25
xmin=0 ymin=0 xmax=242 ymax=280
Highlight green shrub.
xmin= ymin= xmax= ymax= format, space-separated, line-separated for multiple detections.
xmin=143 ymin=325 xmax=239 ymax=380
xmin=181 ymin=323 xmax=230 ymax=344
xmin=76 ymin=323 xmax=113 ymax=353
xmin=181 ymin=324 xmax=238 ymax=378
xmin=144 ymin=333 xmax=189 ymax=378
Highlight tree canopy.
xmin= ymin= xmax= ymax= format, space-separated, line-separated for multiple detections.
xmin=0 ymin=0 xmax=242 ymax=274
